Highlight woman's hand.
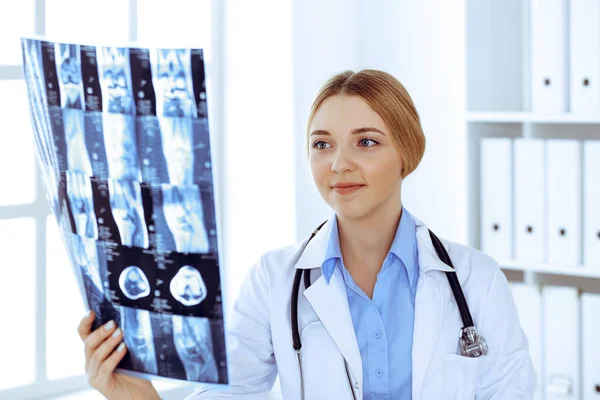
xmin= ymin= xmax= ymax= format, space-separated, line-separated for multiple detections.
xmin=78 ymin=311 xmax=161 ymax=400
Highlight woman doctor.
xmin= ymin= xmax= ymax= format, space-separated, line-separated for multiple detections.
xmin=78 ymin=69 xmax=536 ymax=400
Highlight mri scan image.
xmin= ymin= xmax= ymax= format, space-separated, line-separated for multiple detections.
xmin=162 ymin=185 xmax=209 ymax=253
xmin=108 ymin=179 xmax=149 ymax=248
xmin=159 ymin=116 xmax=194 ymax=185
xmin=73 ymin=235 xmax=103 ymax=292
xmin=55 ymin=43 xmax=84 ymax=110
xmin=120 ymin=307 xmax=158 ymax=374
xmin=66 ymin=171 xmax=98 ymax=239
xmin=151 ymin=49 xmax=196 ymax=118
xmin=63 ymin=108 xmax=92 ymax=175
xmin=172 ymin=315 xmax=218 ymax=382
xmin=119 ymin=265 xmax=151 ymax=300
xmin=102 ymin=112 xmax=140 ymax=180
xmin=97 ymin=47 xmax=134 ymax=115
xmin=169 ymin=265 xmax=207 ymax=307
xmin=104 ymin=244 xmax=157 ymax=309
xmin=97 ymin=47 xmax=140 ymax=181
xmin=55 ymin=44 xmax=94 ymax=175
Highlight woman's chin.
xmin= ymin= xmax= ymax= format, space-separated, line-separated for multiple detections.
xmin=331 ymin=204 xmax=372 ymax=220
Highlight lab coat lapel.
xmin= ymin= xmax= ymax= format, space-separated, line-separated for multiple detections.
xmin=303 ymin=270 xmax=363 ymax=395
xmin=294 ymin=217 xmax=363 ymax=395
xmin=411 ymin=217 xmax=454 ymax=400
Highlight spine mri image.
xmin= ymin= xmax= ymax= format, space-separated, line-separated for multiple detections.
xmin=21 ymin=38 xmax=227 ymax=385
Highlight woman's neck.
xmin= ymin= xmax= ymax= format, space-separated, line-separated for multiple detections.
xmin=337 ymin=200 xmax=403 ymax=272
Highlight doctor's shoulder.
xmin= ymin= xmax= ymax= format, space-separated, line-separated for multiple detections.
xmin=238 ymin=235 xmax=311 ymax=289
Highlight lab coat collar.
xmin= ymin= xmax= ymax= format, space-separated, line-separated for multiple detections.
xmin=294 ymin=213 xmax=455 ymax=274
xmin=411 ymin=215 xmax=456 ymax=273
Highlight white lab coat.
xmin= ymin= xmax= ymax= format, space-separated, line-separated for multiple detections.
xmin=187 ymin=216 xmax=536 ymax=399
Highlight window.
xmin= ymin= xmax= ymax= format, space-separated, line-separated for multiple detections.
xmin=0 ymin=1 xmax=215 ymax=397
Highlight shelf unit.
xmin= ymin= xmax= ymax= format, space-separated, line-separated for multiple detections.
xmin=466 ymin=0 xmax=600 ymax=284
xmin=466 ymin=1 xmax=600 ymax=398
xmin=500 ymin=261 xmax=600 ymax=280
xmin=467 ymin=111 xmax=600 ymax=124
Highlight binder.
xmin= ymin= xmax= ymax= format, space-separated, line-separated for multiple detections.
xmin=531 ymin=0 xmax=568 ymax=113
xmin=570 ymin=0 xmax=600 ymax=114
xmin=480 ymin=138 xmax=513 ymax=261
xmin=514 ymin=139 xmax=546 ymax=263
xmin=584 ymin=141 xmax=600 ymax=265
xmin=510 ymin=283 xmax=542 ymax=400
xmin=546 ymin=140 xmax=582 ymax=265
xmin=581 ymin=293 xmax=600 ymax=400
xmin=543 ymin=286 xmax=580 ymax=400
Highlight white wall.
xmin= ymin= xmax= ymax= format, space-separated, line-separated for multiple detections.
xmin=221 ymin=0 xmax=296 ymax=308
xmin=291 ymin=0 xmax=361 ymax=239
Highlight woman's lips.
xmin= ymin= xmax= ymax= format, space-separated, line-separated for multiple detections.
xmin=332 ymin=185 xmax=364 ymax=195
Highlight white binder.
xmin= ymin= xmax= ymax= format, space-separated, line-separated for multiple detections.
xmin=510 ymin=283 xmax=542 ymax=400
xmin=514 ymin=139 xmax=546 ymax=263
xmin=480 ymin=138 xmax=513 ymax=261
xmin=546 ymin=140 xmax=582 ymax=265
xmin=543 ymin=286 xmax=580 ymax=400
xmin=531 ymin=0 xmax=568 ymax=113
xmin=570 ymin=0 xmax=600 ymax=114
xmin=582 ymin=293 xmax=600 ymax=400
xmin=584 ymin=141 xmax=600 ymax=265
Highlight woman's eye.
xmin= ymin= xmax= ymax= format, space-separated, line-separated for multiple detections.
xmin=359 ymin=138 xmax=377 ymax=147
xmin=313 ymin=141 xmax=331 ymax=149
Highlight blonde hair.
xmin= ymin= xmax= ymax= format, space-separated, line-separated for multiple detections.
xmin=306 ymin=69 xmax=426 ymax=178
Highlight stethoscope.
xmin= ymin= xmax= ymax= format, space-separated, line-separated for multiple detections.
xmin=290 ymin=221 xmax=489 ymax=399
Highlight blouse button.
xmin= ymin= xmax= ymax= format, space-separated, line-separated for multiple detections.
xmin=373 ymin=330 xmax=381 ymax=339
xmin=375 ymin=369 xmax=383 ymax=377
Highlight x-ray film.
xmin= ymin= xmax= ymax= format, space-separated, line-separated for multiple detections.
xmin=21 ymin=37 xmax=227 ymax=386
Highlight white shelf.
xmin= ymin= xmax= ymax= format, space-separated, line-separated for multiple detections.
xmin=499 ymin=260 xmax=600 ymax=279
xmin=467 ymin=111 xmax=600 ymax=124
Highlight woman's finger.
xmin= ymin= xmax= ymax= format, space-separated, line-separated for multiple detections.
xmin=94 ymin=341 xmax=128 ymax=388
xmin=77 ymin=310 xmax=95 ymax=341
xmin=84 ymin=320 xmax=117 ymax=369
xmin=87 ymin=326 xmax=123 ymax=380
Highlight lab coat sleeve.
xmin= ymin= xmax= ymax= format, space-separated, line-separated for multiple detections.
xmin=185 ymin=258 xmax=278 ymax=400
xmin=475 ymin=266 xmax=537 ymax=399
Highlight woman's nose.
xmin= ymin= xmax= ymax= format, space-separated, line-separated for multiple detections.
xmin=330 ymin=149 xmax=356 ymax=173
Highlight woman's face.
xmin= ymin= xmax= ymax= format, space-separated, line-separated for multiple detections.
xmin=309 ymin=94 xmax=404 ymax=219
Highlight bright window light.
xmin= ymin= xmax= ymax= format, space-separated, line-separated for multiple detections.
xmin=0 ymin=218 xmax=36 ymax=390
xmin=0 ymin=0 xmax=35 ymax=64
xmin=0 ymin=80 xmax=36 ymax=206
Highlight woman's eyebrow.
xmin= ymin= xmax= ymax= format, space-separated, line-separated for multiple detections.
xmin=310 ymin=127 xmax=386 ymax=136
xmin=352 ymin=127 xmax=386 ymax=135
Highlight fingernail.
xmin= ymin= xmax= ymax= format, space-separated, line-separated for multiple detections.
xmin=112 ymin=328 xmax=121 ymax=338
xmin=117 ymin=342 xmax=126 ymax=352
xmin=85 ymin=310 xmax=92 ymax=318
xmin=104 ymin=320 xmax=115 ymax=330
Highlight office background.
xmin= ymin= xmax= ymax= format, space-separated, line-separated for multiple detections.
xmin=0 ymin=0 xmax=597 ymax=399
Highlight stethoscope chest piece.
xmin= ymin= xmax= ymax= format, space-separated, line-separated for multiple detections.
xmin=459 ymin=326 xmax=489 ymax=358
